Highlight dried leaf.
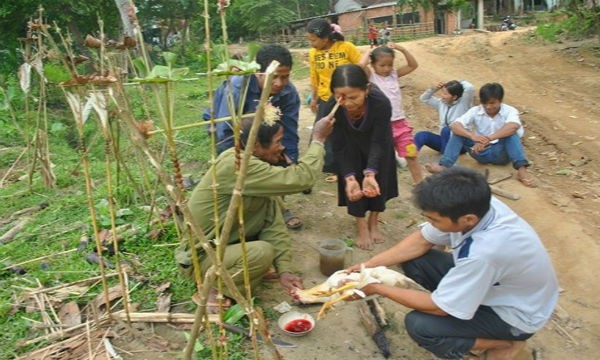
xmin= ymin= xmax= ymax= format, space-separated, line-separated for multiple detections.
xmin=58 ymin=301 xmax=81 ymax=327
xmin=18 ymin=63 xmax=31 ymax=94
xmin=93 ymin=285 xmax=123 ymax=310
xmin=88 ymin=91 xmax=108 ymax=129
xmin=156 ymin=293 xmax=172 ymax=312
xmin=155 ymin=282 xmax=171 ymax=294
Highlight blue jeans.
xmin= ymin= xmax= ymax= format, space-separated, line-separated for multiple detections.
xmin=415 ymin=127 xmax=452 ymax=153
xmin=439 ymin=133 xmax=529 ymax=170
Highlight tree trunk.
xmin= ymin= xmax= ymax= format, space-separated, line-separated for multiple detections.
xmin=114 ymin=0 xmax=137 ymax=37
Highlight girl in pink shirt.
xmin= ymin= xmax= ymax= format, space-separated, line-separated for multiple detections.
xmin=361 ymin=44 xmax=423 ymax=184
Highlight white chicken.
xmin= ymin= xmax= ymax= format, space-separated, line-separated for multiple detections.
xmin=291 ymin=265 xmax=424 ymax=320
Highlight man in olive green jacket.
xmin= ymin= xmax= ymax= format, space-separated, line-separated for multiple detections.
xmin=176 ymin=116 xmax=333 ymax=305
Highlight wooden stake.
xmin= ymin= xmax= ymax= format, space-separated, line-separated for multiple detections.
xmin=490 ymin=185 xmax=520 ymax=200
xmin=0 ymin=217 xmax=30 ymax=244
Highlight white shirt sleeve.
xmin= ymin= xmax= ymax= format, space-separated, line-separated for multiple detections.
xmin=432 ymin=256 xmax=498 ymax=319
xmin=455 ymin=105 xmax=479 ymax=128
xmin=421 ymin=223 xmax=451 ymax=246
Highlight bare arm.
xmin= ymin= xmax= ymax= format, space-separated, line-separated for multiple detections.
xmin=450 ymin=121 xmax=487 ymax=144
xmin=487 ymin=122 xmax=519 ymax=141
xmin=359 ymin=49 xmax=372 ymax=77
xmin=363 ymin=284 xmax=447 ymax=315
xmin=388 ymin=43 xmax=418 ymax=77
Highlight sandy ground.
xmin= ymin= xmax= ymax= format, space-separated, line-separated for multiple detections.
xmin=265 ymin=27 xmax=600 ymax=360
xmin=113 ymin=28 xmax=600 ymax=359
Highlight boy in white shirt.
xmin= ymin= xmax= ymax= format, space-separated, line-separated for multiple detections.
xmin=425 ymin=83 xmax=535 ymax=187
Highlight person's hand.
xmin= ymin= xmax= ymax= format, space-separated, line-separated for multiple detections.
xmin=280 ymin=272 xmax=303 ymax=293
xmin=310 ymin=97 xmax=318 ymax=113
xmin=282 ymin=153 xmax=293 ymax=166
xmin=344 ymin=263 xmax=363 ymax=274
xmin=435 ymin=81 xmax=445 ymax=90
xmin=312 ymin=115 xmax=335 ymax=143
xmin=345 ymin=176 xmax=363 ymax=202
xmin=470 ymin=134 xmax=490 ymax=145
xmin=470 ymin=142 xmax=488 ymax=154
xmin=362 ymin=174 xmax=381 ymax=198
xmin=345 ymin=284 xmax=380 ymax=302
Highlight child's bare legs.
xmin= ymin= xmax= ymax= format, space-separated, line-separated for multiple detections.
xmin=368 ymin=211 xmax=385 ymax=244
xmin=405 ymin=156 xmax=423 ymax=184
xmin=355 ymin=217 xmax=373 ymax=250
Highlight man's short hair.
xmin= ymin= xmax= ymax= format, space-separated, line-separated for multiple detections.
xmin=240 ymin=118 xmax=282 ymax=149
xmin=444 ymin=80 xmax=465 ymax=99
xmin=479 ymin=82 xmax=504 ymax=103
xmin=413 ymin=167 xmax=491 ymax=222
xmin=256 ymin=44 xmax=293 ymax=72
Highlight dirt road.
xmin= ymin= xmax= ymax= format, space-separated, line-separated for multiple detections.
xmin=273 ymin=28 xmax=600 ymax=359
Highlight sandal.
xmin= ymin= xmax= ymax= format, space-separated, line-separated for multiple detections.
xmin=324 ymin=174 xmax=338 ymax=183
xmin=283 ymin=209 xmax=303 ymax=230
xmin=192 ymin=291 xmax=232 ymax=314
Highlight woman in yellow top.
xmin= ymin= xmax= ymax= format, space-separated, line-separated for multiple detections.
xmin=307 ymin=18 xmax=361 ymax=175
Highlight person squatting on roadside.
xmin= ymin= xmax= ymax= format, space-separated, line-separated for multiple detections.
xmin=176 ymin=115 xmax=335 ymax=312
xmin=345 ymin=166 xmax=559 ymax=359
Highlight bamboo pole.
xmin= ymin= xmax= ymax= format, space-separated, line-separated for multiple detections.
xmin=146 ymin=113 xmax=255 ymax=136
xmin=3 ymin=248 xmax=77 ymax=270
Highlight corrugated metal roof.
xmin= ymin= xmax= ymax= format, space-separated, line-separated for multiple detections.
xmin=334 ymin=0 xmax=397 ymax=13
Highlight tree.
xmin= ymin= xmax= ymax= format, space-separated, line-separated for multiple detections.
xmin=230 ymin=0 xmax=296 ymax=36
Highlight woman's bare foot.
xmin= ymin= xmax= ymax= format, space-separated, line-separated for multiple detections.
xmin=355 ymin=218 xmax=373 ymax=250
xmin=368 ymin=212 xmax=385 ymax=244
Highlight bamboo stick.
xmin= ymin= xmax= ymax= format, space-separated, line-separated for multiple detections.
xmin=112 ymin=311 xmax=219 ymax=323
xmin=0 ymin=217 xmax=30 ymax=244
xmin=25 ymin=273 xmax=118 ymax=296
xmin=3 ymin=248 xmax=77 ymax=270
xmin=146 ymin=114 xmax=255 ymax=135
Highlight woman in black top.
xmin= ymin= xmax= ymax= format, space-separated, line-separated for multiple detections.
xmin=323 ymin=64 xmax=398 ymax=250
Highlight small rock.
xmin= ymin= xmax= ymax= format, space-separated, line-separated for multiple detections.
xmin=569 ymin=157 xmax=590 ymax=167
xmin=556 ymin=169 xmax=576 ymax=176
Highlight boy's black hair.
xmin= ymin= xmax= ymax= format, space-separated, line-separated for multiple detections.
xmin=444 ymin=80 xmax=465 ymax=99
xmin=413 ymin=167 xmax=491 ymax=222
xmin=369 ymin=46 xmax=395 ymax=64
xmin=256 ymin=44 xmax=293 ymax=72
xmin=240 ymin=118 xmax=282 ymax=149
xmin=330 ymin=15 xmax=339 ymax=25
xmin=330 ymin=64 xmax=369 ymax=92
xmin=479 ymin=82 xmax=504 ymax=103
xmin=307 ymin=18 xmax=344 ymax=42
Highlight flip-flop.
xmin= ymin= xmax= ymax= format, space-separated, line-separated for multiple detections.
xmin=325 ymin=175 xmax=337 ymax=182
xmin=192 ymin=292 xmax=232 ymax=314
xmin=283 ymin=209 xmax=303 ymax=230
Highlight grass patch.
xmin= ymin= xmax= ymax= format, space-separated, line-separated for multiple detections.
xmin=0 ymin=72 xmax=216 ymax=356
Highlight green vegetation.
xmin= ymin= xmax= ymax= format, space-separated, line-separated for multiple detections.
xmin=535 ymin=6 xmax=600 ymax=42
